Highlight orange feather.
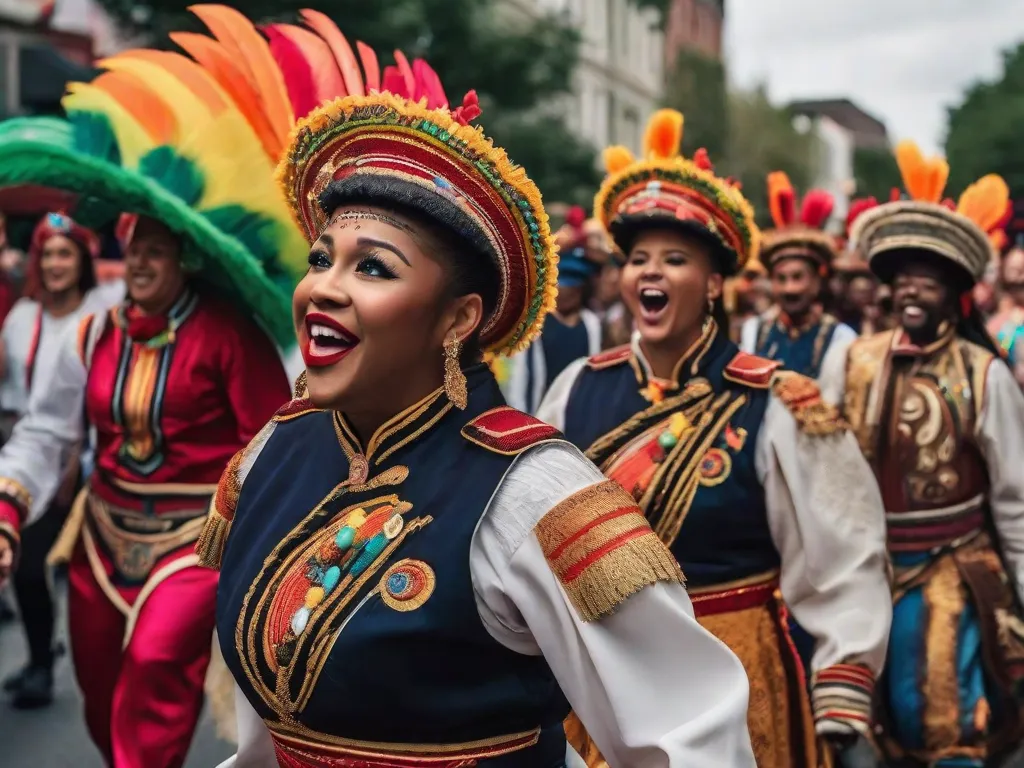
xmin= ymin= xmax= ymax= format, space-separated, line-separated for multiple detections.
xmin=266 ymin=24 xmax=346 ymax=107
xmin=171 ymin=31 xmax=282 ymax=161
xmin=188 ymin=4 xmax=293 ymax=138
xmin=766 ymin=171 xmax=795 ymax=229
xmin=603 ymin=145 xmax=635 ymax=175
xmin=895 ymin=140 xmax=948 ymax=203
xmin=92 ymin=70 xmax=177 ymax=144
xmin=300 ymin=9 xmax=364 ymax=98
xmin=116 ymin=49 xmax=226 ymax=115
xmin=642 ymin=109 xmax=683 ymax=160
xmin=957 ymin=174 xmax=1010 ymax=233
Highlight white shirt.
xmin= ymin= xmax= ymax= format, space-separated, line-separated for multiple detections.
xmin=218 ymin=438 xmax=757 ymax=768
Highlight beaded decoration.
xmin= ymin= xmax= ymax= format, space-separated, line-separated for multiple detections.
xmin=379 ymin=559 xmax=436 ymax=612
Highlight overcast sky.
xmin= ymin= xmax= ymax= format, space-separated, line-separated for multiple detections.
xmin=724 ymin=0 xmax=1024 ymax=154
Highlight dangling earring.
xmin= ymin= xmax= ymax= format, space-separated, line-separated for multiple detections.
xmin=443 ymin=332 xmax=468 ymax=410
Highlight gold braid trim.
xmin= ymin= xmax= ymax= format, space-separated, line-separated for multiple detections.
xmin=771 ymin=370 xmax=848 ymax=436
xmin=536 ymin=480 xmax=683 ymax=622
xmin=195 ymin=447 xmax=246 ymax=570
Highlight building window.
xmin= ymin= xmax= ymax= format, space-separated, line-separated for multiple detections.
xmin=623 ymin=107 xmax=641 ymax=153
xmin=607 ymin=90 xmax=618 ymax=145
xmin=605 ymin=0 xmax=616 ymax=56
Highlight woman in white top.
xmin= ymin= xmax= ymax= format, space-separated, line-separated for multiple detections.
xmin=0 ymin=213 xmax=123 ymax=708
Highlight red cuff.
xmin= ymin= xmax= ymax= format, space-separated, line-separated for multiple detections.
xmin=0 ymin=500 xmax=21 ymax=548
xmin=811 ymin=663 xmax=875 ymax=737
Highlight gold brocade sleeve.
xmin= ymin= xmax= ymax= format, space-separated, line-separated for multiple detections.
xmin=771 ymin=370 xmax=848 ymax=437
xmin=535 ymin=480 xmax=684 ymax=622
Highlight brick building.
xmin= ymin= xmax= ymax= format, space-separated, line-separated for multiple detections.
xmin=665 ymin=0 xmax=724 ymax=67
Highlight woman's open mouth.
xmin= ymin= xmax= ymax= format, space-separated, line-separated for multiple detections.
xmin=303 ymin=312 xmax=359 ymax=367
xmin=637 ymin=287 xmax=669 ymax=323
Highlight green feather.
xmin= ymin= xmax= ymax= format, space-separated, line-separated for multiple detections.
xmin=68 ymin=111 xmax=121 ymax=165
xmin=139 ymin=147 xmax=204 ymax=207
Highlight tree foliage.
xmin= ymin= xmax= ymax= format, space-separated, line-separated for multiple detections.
xmin=852 ymin=147 xmax=901 ymax=202
xmin=663 ymin=49 xmax=727 ymax=158
xmin=945 ymin=42 xmax=1024 ymax=202
xmin=719 ymin=88 xmax=822 ymax=228
xmin=95 ymin=0 xmax=600 ymax=205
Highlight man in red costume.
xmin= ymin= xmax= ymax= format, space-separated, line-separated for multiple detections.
xmin=0 ymin=215 xmax=290 ymax=767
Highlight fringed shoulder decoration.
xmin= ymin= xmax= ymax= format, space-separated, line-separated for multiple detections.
xmin=461 ymin=406 xmax=562 ymax=456
xmin=196 ymin=419 xmax=276 ymax=570
xmin=535 ymin=480 xmax=683 ymax=622
xmin=723 ymin=351 xmax=781 ymax=389
xmin=586 ymin=344 xmax=632 ymax=371
xmin=771 ymin=370 xmax=848 ymax=437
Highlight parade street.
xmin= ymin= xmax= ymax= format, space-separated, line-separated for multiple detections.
xmin=0 ymin=582 xmax=234 ymax=768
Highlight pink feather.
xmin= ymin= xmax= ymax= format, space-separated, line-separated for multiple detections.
xmin=263 ymin=26 xmax=318 ymax=119
xmin=391 ymin=50 xmax=416 ymax=98
xmin=412 ymin=59 xmax=448 ymax=109
xmin=299 ymin=9 xmax=364 ymax=97
xmin=265 ymin=23 xmax=346 ymax=104
xmin=356 ymin=41 xmax=380 ymax=92
xmin=799 ymin=190 xmax=834 ymax=230
xmin=380 ymin=65 xmax=406 ymax=96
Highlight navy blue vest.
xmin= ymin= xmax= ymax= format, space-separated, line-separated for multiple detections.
xmin=217 ymin=366 xmax=568 ymax=766
xmin=753 ymin=312 xmax=841 ymax=379
xmin=564 ymin=324 xmax=778 ymax=588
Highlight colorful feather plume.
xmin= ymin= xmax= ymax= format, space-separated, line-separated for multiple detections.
xmin=957 ymin=174 xmax=1011 ymax=233
xmin=767 ymin=171 xmax=796 ymax=229
xmin=845 ymin=197 xmax=878 ymax=237
xmin=799 ymin=190 xmax=834 ymax=230
xmin=894 ymin=140 xmax=949 ymax=203
xmin=643 ymin=109 xmax=683 ymax=160
xmin=0 ymin=4 xmax=483 ymax=348
xmin=604 ymin=145 xmax=636 ymax=175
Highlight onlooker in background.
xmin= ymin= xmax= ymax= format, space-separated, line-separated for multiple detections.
xmin=0 ymin=212 xmax=25 ymax=328
xmin=0 ymin=213 xmax=124 ymax=708
xmin=989 ymin=242 xmax=1024 ymax=388
xmin=503 ymin=209 xmax=602 ymax=413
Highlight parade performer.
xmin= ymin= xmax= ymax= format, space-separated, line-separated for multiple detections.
xmin=0 ymin=213 xmax=122 ymax=709
xmin=740 ymin=172 xmax=856 ymax=404
xmin=844 ymin=142 xmax=1024 ymax=768
xmin=196 ymin=11 xmax=757 ymax=767
xmin=539 ymin=110 xmax=892 ymax=768
xmin=988 ymin=235 xmax=1024 ymax=388
xmin=0 ymin=6 xmax=299 ymax=763
xmin=505 ymin=208 xmax=602 ymax=413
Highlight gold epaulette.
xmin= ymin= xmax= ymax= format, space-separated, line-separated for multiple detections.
xmin=461 ymin=406 xmax=562 ymax=455
xmin=535 ymin=480 xmax=683 ymax=622
xmin=771 ymin=370 xmax=848 ymax=436
xmin=585 ymin=344 xmax=631 ymax=370
xmin=272 ymin=397 xmax=321 ymax=423
xmin=723 ymin=351 xmax=781 ymax=389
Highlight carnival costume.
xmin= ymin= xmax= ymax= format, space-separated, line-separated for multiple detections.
xmin=0 ymin=6 xmax=297 ymax=764
xmin=845 ymin=141 xmax=1024 ymax=766
xmin=539 ymin=110 xmax=892 ymax=768
xmin=740 ymin=172 xmax=857 ymax=405
xmin=187 ymin=9 xmax=756 ymax=768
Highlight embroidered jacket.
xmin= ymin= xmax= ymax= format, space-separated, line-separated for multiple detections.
xmin=538 ymin=320 xmax=893 ymax=739
xmin=0 ymin=288 xmax=290 ymax=622
xmin=199 ymin=365 xmax=760 ymax=767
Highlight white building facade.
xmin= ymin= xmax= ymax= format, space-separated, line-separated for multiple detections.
xmin=503 ymin=0 xmax=665 ymax=157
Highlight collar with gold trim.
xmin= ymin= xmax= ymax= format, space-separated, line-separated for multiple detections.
xmin=633 ymin=319 xmax=721 ymax=402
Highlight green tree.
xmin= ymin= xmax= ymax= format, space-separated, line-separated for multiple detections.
xmin=663 ymin=49 xmax=728 ymax=158
xmin=719 ymin=87 xmax=821 ymax=227
xmin=852 ymin=146 xmax=901 ymax=202
xmin=95 ymin=0 xmax=599 ymax=205
xmin=946 ymin=42 xmax=1024 ymax=201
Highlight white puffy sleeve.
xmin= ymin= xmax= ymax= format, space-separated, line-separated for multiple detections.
xmin=471 ymin=442 xmax=755 ymax=767
xmin=817 ymin=323 xmax=858 ymax=406
xmin=535 ymin=358 xmax=587 ymax=431
xmin=976 ymin=359 xmax=1024 ymax=599
xmin=214 ymin=686 xmax=278 ymax=768
xmin=756 ymin=391 xmax=891 ymax=737
xmin=739 ymin=315 xmax=760 ymax=353
xmin=0 ymin=316 xmax=85 ymax=537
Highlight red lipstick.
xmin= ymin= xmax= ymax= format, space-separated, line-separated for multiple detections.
xmin=302 ymin=312 xmax=359 ymax=368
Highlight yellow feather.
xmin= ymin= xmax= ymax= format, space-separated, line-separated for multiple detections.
xmin=63 ymin=83 xmax=154 ymax=168
xmin=603 ymin=145 xmax=635 ymax=175
xmin=643 ymin=109 xmax=683 ymax=160
xmin=957 ymin=174 xmax=1010 ymax=232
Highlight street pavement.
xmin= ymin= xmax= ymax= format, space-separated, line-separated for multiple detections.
xmin=0 ymin=580 xmax=234 ymax=767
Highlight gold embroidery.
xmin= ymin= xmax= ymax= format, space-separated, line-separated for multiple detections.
xmin=293 ymin=370 xmax=307 ymax=399
xmin=379 ymin=559 xmax=436 ymax=612
xmin=195 ymin=509 xmax=230 ymax=571
xmin=922 ymin=554 xmax=965 ymax=752
xmin=90 ymin=498 xmax=206 ymax=581
xmin=772 ymin=370 xmax=847 ymax=436
xmin=122 ymin=554 xmax=201 ymax=647
xmin=81 ymin=524 xmax=132 ymax=617
xmin=535 ymin=480 xmax=683 ymax=622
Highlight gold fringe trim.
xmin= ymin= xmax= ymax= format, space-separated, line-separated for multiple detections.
xmin=195 ymin=507 xmax=231 ymax=571
xmin=771 ymin=371 xmax=848 ymax=436
xmin=921 ymin=554 xmax=965 ymax=753
xmin=47 ymin=486 xmax=89 ymax=566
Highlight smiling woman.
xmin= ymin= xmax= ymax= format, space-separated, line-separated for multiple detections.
xmin=196 ymin=9 xmax=759 ymax=768
xmin=538 ymin=108 xmax=893 ymax=767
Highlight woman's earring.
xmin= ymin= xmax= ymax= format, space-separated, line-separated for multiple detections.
xmin=707 ymin=297 xmax=714 ymax=316
xmin=443 ymin=332 xmax=468 ymax=410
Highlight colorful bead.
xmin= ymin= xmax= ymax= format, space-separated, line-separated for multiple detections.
xmin=291 ymin=607 xmax=310 ymax=635
xmin=668 ymin=412 xmax=691 ymax=438
xmin=658 ymin=432 xmax=678 ymax=449
xmin=322 ymin=565 xmax=341 ymax=592
xmin=345 ymin=508 xmax=368 ymax=528
xmin=334 ymin=526 xmax=356 ymax=551
xmin=349 ymin=533 xmax=388 ymax=578
xmin=305 ymin=586 xmax=325 ymax=609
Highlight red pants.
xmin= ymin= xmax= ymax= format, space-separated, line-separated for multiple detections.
xmin=68 ymin=545 xmax=219 ymax=768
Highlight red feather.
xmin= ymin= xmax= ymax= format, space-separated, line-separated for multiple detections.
xmin=777 ymin=187 xmax=796 ymax=228
xmin=889 ymin=187 xmax=902 ymax=202
xmin=264 ymin=26 xmax=318 ymax=121
xmin=799 ymin=190 xmax=834 ymax=230
xmin=845 ymin=197 xmax=878 ymax=235
xmin=940 ymin=197 xmax=956 ymax=211
xmin=412 ymin=59 xmax=447 ymax=109
xmin=452 ymin=90 xmax=481 ymax=125
xmin=380 ymin=65 xmax=405 ymax=96
xmin=392 ymin=50 xmax=416 ymax=98
xmin=356 ymin=41 xmax=380 ymax=92
xmin=692 ymin=148 xmax=714 ymax=172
